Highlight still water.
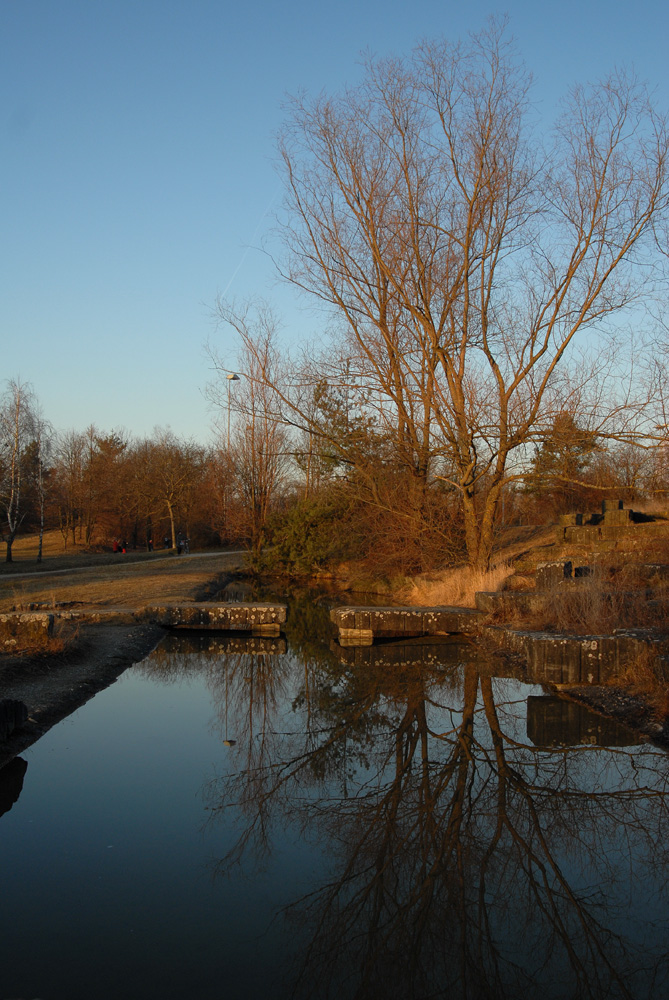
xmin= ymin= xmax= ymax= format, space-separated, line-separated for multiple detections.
xmin=1 ymin=599 xmax=668 ymax=1000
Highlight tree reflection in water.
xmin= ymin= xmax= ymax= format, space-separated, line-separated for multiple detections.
xmin=139 ymin=630 xmax=669 ymax=1000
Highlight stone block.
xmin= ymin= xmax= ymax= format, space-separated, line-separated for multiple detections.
xmin=337 ymin=628 xmax=374 ymax=647
xmin=331 ymin=607 xmax=356 ymax=629
xmin=603 ymin=509 xmax=631 ymax=526
xmin=354 ymin=610 xmax=372 ymax=630
xmin=536 ymin=561 xmax=572 ymax=589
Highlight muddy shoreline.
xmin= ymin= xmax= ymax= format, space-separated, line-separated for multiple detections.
xmin=0 ymin=623 xmax=165 ymax=768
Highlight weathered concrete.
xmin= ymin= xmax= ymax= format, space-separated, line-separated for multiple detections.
xmin=0 ymin=612 xmax=53 ymax=649
xmin=143 ymin=602 xmax=287 ymax=634
xmin=330 ymin=605 xmax=485 ymax=646
xmin=491 ymin=626 xmax=669 ymax=685
xmin=535 ymin=560 xmax=573 ymax=589
xmin=475 ymin=591 xmax=546 ymax=615
xmin=8 ymin=602 xmax=289 ymax=634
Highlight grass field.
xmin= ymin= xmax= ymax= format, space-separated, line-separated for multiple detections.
xmin=0 ymin=531 xmax=245 ymax=611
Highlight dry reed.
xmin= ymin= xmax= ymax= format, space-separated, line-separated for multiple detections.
xmin=400 ymin=563 xmax=513 ymax=608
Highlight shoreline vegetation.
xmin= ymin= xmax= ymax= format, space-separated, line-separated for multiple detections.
xmin=1 ymin=525 xmax=668 ymax=741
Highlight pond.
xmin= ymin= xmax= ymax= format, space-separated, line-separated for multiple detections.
xmin=1 ymin=597 xmax=668 ymax=999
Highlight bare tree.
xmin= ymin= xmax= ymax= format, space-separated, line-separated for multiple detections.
xmin=151 ymin=430 xmax=206 ymax=549
xmin=209 ymin=326 xmax=288 ymax=564
xmin=30 ymin=408 xmax=53 ymax=562
xmin=52 ymin=429 xmax=86 ymax=548
xmin=219 ymin=18 xmax=668 ymax=569
xmin=0 ymin=378 xmax=36 ymax=562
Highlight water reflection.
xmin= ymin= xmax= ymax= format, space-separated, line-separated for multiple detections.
xmin=138 ymin=625 xmax=669 ymax=1000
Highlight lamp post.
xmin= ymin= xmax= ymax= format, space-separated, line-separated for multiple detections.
xmin=226 ymin=373 xmax=240 ymax=450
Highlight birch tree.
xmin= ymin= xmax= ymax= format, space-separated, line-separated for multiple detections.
xmin=0 ymin=379 xmax=36 ymax=562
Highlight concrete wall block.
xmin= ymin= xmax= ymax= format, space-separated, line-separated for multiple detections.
xmin=475 ymin=592 xmax=497 ymax=613
xmin=603 ymin=509 xmax=631 ymax=526
xmin=580 ymin=638 xmax=603 ymax=684
xmin=536 ymin=561 xmax=572 ymax=589
xmin=402 ymin=610 xmax=427 ymax=632
xmin=337 ymin=628 xmax=374 ymax=647
xmin=331 ymin=607 xmax=356 ymax=629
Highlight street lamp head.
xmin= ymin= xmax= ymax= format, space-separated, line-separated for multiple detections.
xmin=227 ymin=373 xmax=241 ymax=381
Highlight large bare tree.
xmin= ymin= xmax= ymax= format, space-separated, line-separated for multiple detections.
xmin=219 ymin=19 xmax=668 ymax=569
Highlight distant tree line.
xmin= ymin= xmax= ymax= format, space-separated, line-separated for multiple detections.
xmin=0 ymin=379 xmax=235 ymax=561
xmin=1 ymin=375 xmax=668 ymax=571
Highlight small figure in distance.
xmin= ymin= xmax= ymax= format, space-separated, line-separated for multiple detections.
xmin=176 ymin=531 xmax=184 ymax=555
xmin=164 ymin=535 xmax=170 ymax=549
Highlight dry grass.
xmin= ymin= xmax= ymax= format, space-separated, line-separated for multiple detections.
xmin=514 ymin=562 xmax=669 ymax=634
xmin=400 ymin=562 xmax=514 ymax=608
xmin=617 ymin=646 xmax=669 ymax=719
xmin=0 ymin=529 xmax=175 ymax=577
xmin=2 ymin=529 xmax=88 ymax=563
xmin=0 ymin=550 xmax=246 ymax=612
xmin=3 ymin=623 xmax=73 ymax=660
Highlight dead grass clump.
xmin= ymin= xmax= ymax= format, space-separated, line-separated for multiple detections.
xmin=401 ymin=563 xmax=513 ymax=608
xmin=524 ymin=563 xmax=668 ymax=634
xmin=1 ymin=619 xmax=76 ymax=663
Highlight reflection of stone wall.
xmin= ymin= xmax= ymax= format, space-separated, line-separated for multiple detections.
xmin=330 ymin=638 xmax=484 ymax=671
xmin=160 ymin=632 xmax=287 ymax=656
xmin=527 ymin=696 xmax=637 ymax=747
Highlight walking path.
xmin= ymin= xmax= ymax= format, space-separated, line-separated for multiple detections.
xmin=0 ymin=550 xmax=246 ymax=581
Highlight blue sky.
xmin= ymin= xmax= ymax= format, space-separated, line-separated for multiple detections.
xmin=2 ymin=0 xmax=667 ymax=444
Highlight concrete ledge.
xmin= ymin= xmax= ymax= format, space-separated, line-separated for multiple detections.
xmin=330 ymin=605 xmax=484 ymax=642
xmin=143 ymin=602 xmax=287 ymax=632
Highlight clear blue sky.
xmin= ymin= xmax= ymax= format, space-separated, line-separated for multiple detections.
xmin=2 ymin=0 xmax=667 ymax=444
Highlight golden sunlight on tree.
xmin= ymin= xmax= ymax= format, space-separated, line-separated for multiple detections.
xmin=215 ymin=17 xmax=669 ymax=570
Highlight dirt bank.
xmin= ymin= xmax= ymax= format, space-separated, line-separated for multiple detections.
xmin=0 ymin=622 xmax=165 ymax=768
